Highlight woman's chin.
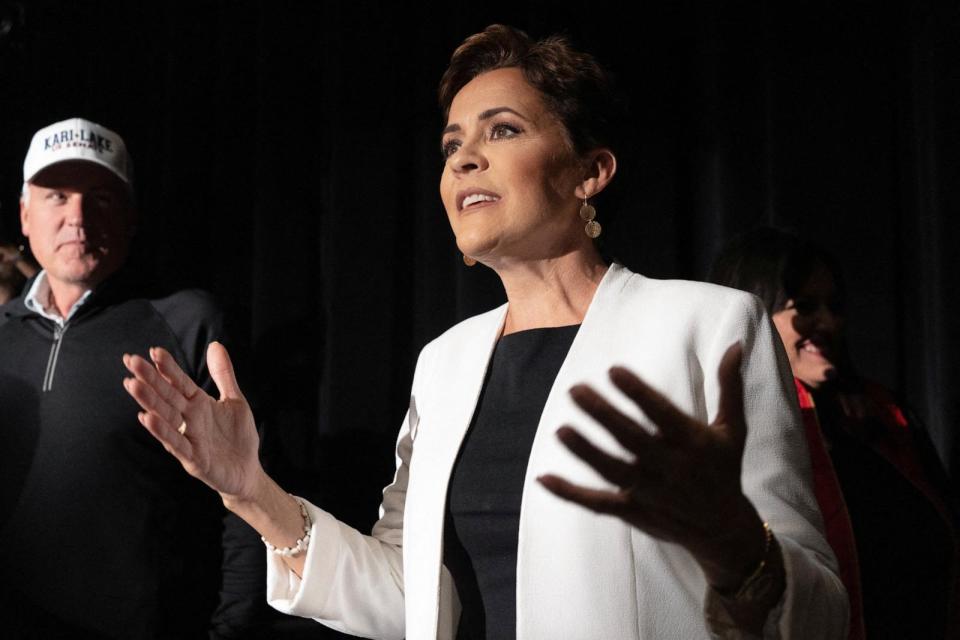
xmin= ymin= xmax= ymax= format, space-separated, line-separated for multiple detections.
xmin=797 ymin=365 xmax=838 ymax=390
xmin=456 ymin=237 xmax=496 ymax=263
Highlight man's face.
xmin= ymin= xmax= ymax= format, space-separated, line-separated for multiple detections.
xmin=20 ymin=160 xmax=134 ymax=290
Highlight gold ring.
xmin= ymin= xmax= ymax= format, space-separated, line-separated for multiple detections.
xmin=177 ymin=420 xmax=187 ymax=436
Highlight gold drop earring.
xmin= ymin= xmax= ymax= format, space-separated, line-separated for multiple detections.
xmin=580 ymin=197 xmax=601 ymax=238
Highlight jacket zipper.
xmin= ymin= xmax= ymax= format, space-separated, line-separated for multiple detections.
xmin=42 ymin=321 xmax=69 ymax=392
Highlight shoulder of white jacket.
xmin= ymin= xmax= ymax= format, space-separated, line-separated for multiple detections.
xmin=612 ymin=267 xmax=763 ymax=317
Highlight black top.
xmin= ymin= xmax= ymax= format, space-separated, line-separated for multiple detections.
xmin=0 ymin=272 xmax=252 ymax=639
xmin=444 ymin=325 xmax=579 ymax=640
xmin=813 ymin=389 xmax=956 ymax=639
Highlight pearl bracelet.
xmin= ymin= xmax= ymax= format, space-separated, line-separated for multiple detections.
xmin=261 ymin=496 xmax=312 ymax=558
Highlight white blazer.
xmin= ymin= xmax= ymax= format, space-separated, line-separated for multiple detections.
xmin=267 ymin=264 xmax=848 ymax=639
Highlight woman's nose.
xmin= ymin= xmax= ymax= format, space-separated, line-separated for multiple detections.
xmin=452 ymin=140 xmax=488 ymax=174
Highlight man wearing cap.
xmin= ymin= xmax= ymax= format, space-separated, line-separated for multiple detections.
xmin=0 ymin=118 xmax=255 ymax=638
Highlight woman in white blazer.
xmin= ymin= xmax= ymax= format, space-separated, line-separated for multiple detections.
xmin=123 ymin=25 xmax=848 ymax=639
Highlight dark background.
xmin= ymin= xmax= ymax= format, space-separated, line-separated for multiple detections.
xmin=2 ymin=0 xmax=958 ymax=533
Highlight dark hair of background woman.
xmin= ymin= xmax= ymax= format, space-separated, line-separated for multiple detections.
xmin=708 ymin=226 xmax=845 ymax=316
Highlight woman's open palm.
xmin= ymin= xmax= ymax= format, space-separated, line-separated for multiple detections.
xmin=123 ymin=342 xmax=262 ymax=501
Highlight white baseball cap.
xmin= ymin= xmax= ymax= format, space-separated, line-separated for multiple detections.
xmin=23 ymin=117 xmax=132 ymax=185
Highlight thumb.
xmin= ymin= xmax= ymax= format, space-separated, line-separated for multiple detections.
xmin=207 ymin=341 xmax=243 ymax=401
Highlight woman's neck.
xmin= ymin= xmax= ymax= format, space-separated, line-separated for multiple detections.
xmin=495 ymin=248 xmax=608 ymax=335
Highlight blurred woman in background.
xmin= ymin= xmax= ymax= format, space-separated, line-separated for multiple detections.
xmin=711 ymin=227 xmax=959 ymax=639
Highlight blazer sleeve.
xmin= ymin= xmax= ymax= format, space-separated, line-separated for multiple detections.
xmin=264 ymin=343 xmax=436 ymax=640
xmin=706 ymin=292 xmax=849 ymax=639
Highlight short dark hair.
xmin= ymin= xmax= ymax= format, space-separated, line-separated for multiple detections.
xmin=708 ymin=227 xmax=845 ymax=315
xmin=438 ymin=24 xmax=621 ymax=156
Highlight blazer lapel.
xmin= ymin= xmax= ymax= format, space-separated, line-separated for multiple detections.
xmin=404 ymin=303 xmax=507 ymax=640
xmin=428 ymin=303 xmax=508 ymax=477
xmin=514 ymin=263 xmax=637 ymax=636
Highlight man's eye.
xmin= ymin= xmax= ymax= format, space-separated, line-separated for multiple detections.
xmin=93 ymin=192 xmax=115 ymax=206
xmin=46 ymin=191 xmax=67 ymax=202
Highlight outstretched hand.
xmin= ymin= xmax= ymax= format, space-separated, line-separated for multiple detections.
xmin=538 ymin=343 xmax=767 ymax=590
xmin=123 ymin=342 xmax=263 ymax=503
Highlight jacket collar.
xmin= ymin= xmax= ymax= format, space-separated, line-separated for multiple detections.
xmin=23 ymin=271 xmax=93 ymax=325
xmin=2 ymin=267 xmax=151 ymax=322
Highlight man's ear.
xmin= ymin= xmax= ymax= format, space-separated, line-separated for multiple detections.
xmin=20 ymin=195 xmax=31 ymax=238
xmin=574 ymin=148 xmax=617 ymax=200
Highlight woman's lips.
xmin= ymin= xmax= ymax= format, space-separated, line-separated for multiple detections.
xmin=800 ymin=340 xmax=832 ymax=361
xmin=457 ymin=188 xmax=501 ymax=211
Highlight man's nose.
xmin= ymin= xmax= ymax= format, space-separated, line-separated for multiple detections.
xmin=64 ymin=195 xmax=87 ymax=226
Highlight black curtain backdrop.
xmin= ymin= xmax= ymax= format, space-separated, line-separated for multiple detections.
xmin=2 ymin=1 xmax=958 ymax=529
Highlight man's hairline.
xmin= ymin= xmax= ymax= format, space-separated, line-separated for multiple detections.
xmin=20 ymin=178 xmax=136 ymax=210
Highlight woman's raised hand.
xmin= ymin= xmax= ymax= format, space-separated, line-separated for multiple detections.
xmin=123 ymin=342 xmax=263 ymax=503
xmin=538 ymin=343 xmax=768 ymax=591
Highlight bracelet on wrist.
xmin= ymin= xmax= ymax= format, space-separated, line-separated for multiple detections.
xmin=732 ymin=521 xmax=775 ymax=599
xmin=704 ymin=522 xmax=785 ymax=637
xmin=261 ymin=496 xmax=312 ymax=558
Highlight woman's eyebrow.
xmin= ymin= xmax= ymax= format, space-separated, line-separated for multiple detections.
xmin=478 ymin=106 xmax=526 ymax=121
xmin=441 ymin=106 xmax=529 ymax=136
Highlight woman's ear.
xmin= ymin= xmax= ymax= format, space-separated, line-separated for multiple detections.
xmin=575 ymin=148 xmax=617 ymax=199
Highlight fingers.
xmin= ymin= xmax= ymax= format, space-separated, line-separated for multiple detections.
xmin=150 ymin=347 xmax=202 ymax=401
xmin=206 ymin=342 xmax=243 ymax=401
xmin=569 ymin=385 xmax=654 ymax=452
xmin=608 ymin=367 xmax=698 ymax=440
xmin=136 ymin=408 xmax=193 ymax=461
xmin=715 ymin=343 xmax=746 ymax=441
xmin=123 ymin=354 xmax=185 ymax=427
xmin=556 ymin=426 xmax=638 ymax=488
xmin=537 ymin=474 xmax=632 ymax=518
xmin=123 ymin=355 xmax=197 ymax=468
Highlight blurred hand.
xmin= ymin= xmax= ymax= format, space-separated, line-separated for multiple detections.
xmin=123 ymin=342 xmax=263 ymax=502
xmin=538 ymin=343 xmax=767 ymax=590
xmin=0 ymin=243 xmax=22 ymax=264
xmin=0 ymin=242 xmax=38 ymax=278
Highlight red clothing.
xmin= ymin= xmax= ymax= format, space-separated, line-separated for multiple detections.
xmin=796 ymin=379 xmax=959 ymax=639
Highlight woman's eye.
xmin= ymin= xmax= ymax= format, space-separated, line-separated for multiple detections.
xmin=490 ymin=122 xmax=520 ymax=139
xmin=441 ymin=140 xmax=460 ymax=159
xmin=826 ymin=297 xmax=845 ymax=316
xmin=793 ymin=299 xmax=817 ymax=315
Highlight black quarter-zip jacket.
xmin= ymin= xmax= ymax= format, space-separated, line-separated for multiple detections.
xmin=0 ymin=272 xmax=229 ymax=638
